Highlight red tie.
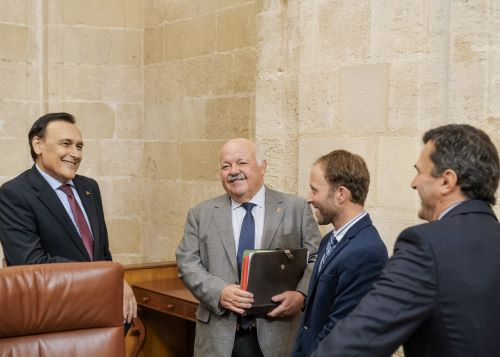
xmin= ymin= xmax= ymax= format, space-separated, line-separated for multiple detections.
xmin=59 ymin=184 xmax=94 ymax=260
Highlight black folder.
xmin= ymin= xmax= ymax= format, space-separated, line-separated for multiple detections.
xmin=241 ymin=248 xmax=309 ymax=315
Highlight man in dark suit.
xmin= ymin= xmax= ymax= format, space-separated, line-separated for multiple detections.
xmin=293 ymin=150 xmax=388 ymax=357
xmin=311 ymin=124 xmax=500 ymax=357
xmin=0 ymin=112 xmax=137 ymax=324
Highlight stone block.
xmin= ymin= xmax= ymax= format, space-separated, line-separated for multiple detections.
xmin=298 ymin=69 xmax=338 ymax=135
xmin=107 ymin=218 xmax=142 ymax=253
xmin=144 ymin=0 xmax=167 ymax=27
xmin=0 ymin=101 xmax=32 ymax=137
xmin=210 ymin=52 xmax=234 ymax=95
xmin=388 ymin=63 xmax=419 ymax=133
xmin=184 ymin=55 xmax=214 ymax=97
xmin=165 ymin=14 xmax=216 ymax=60
xmin=204 ymin=97 xmax=253 ymax=139
xmin=62 ymin=102 xmax=115 ymax=139
xmin=339 ymin=64 xmax=389 ymax=133
xmin=143 ymin=142 xmax=180 ymax=180
xmin=165 ymin=0 xmax=198 ymax=21
xmin=316 ymin=0 xmax=370 ymax=61
xmin=0 ymin=138 xmax=30 ymax=176
xmin=99 ymin=177 xmax=143 ymax=218
xmin=125 ymin=0 xmax=144 ymax=28
xmin=144 ymin=100 xmax=205 ymax=141
xmin=370 ymin=1 xmax=426 ymax=59
xmin=110 ymin=30 xmax=142 ymax=65
xmin=103 ymin=65 xmax=143 ymax=103
xmin=376 ymin=137 xmax=419 ymax=209
xmin=0 ymin=62 xmax=28 ymax=100
xmin=61 ymin=64 xmax=103 ymax=101
xmin=100 ymin=140 xmax=143 ymax=177
xmin=0 ymin=0 xmax=27 ymax=24
xmin=116 ymin=104 xmax=143 ymax=139
xmin=144 ymin=26 xmax=164 ymax=64
xmin=62 ymin=27 xmax=111 ymax=65
xmin=77 ymin=139 xmax=102 ymax=177
xmin=216 ymin=0 xmax=253 ymax=11
xmin=142 ymin=229 xmax=171 ymax=261
xmin=234 ymin=49 xmax=256 ymax=93
xmin=180 ymin=141 xmax=224 ymax=181
xmin=0 ymin=23 xmax=27 ymax=61
xmin=217 ymin=3 xmax=256 ymax=51
xmin=145 ymin=62 xmax=185 ymax=103
xmin=62 ymin=0 xmax=127 ymax=27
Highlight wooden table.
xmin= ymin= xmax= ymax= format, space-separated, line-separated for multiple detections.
xmin=132 ymin=278 xmax=198 ymax=356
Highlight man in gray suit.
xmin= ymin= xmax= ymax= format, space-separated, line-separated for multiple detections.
xmin=176 ymin=138 xmax=321 ymax=357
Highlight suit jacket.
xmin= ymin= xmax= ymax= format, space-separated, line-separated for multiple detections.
xmin=176 ymin=187 xmax=322 ymax=357
xmin=293 ymin=214 xmax=388 ymax=356
xmin=311 ymin=199 xmax=500 ymax=357
xmin=0 ymin=166 xmax=111 ymax=265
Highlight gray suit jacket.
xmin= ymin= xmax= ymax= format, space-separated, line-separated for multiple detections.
xmin=176 ymin=187 xmax=322 ymax=357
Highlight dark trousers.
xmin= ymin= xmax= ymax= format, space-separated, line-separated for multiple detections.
xmin=231 ymin=328 xmax=264 ymax=357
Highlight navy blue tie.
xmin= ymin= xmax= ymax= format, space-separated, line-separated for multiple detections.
xmin=237 ymin=202 xmax=256 ymax=272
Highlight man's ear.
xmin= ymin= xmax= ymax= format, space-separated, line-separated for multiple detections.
xmin=441 ymin=169 xmax=458 ymax=193
xmin=259 ymin=160 xmax=267 ymax=175
xmin=336 ymin=186 xmax=350 ymax=203
xmin=32 ymin=136 xmax=43 ymax=156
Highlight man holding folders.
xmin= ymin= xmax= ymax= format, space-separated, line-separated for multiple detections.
xmin=293 ymin=150 xmax=388 ymax=357
xmin=311 ymin=125 xmax=500 ymax=357
xmin=176 ymin=138 xmax=321 ymax=357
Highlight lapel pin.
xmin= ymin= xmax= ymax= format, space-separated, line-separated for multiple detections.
xmin=276 ymin=207 xmax=282 ymax=213
xmin=85 ymin=191 xmax=92 ymax=197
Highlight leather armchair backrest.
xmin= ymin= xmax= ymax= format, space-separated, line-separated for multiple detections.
xmin=0 ymin=261 xmax=125 ymax=357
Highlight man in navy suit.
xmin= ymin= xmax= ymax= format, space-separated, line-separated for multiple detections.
xmin=293 ymin=149 xmax=388 ymax=356
xmin=311 ymin=124 xmax=500 ymax=357
xmin=0 ymin=112 xmax=137 ymax=324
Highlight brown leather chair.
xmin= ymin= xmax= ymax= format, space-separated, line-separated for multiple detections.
xmin=0 ymin=261 xmax=125 ymax=357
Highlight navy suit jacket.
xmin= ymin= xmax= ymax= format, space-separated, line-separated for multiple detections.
xmin=311 ymin=200 xmax=500 ymax=357
xmin=293 ymin=213 xmax=388 ymax=356
xmin=0 ymin=165 xmax=112 ymax=265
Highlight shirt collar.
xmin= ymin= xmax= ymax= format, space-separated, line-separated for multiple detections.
xmin=35 ymin=164 xmax=74 ymax=190
xmin=231 ymin=185 xmax=266 ymax=210
xmin=438 ymin=200 xmax=466 ymax=220
xmin=333 ymin=211 xmax=367 ymax=242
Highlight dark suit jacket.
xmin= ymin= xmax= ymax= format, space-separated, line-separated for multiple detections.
xmin=311 ymin=199 xmax=500 ymax=357
xmin=0 ymin=166 xmax=111 ymax=265
xmin=293 ymin=214 xmax=388 ymax=356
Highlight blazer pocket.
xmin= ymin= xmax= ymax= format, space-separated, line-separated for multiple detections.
xmin=318 ymin=273 xmax=337 ymax=283
xmin=274 ymin=232 xmax=300 ymax=248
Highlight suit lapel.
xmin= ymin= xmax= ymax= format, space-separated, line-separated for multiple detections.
xmin=213 ymin=195 xmax=238 ymax=274
xmin=29 ymin=167 xmax=90 ymax=259
xmin=73 ymin=177 xmax=100 ymax=259
xmin=261 ymin=188 xmax=285 ymax=249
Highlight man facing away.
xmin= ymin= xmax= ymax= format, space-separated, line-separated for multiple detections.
xmin=293 ymin=150 xmax=388 ymax=356
xmin=176 ymin=138 xmax=322 ymax=357
xmin=311 ymin=124 xmax=500 ymax=357
xmin=0 ymin=112 xmax=137 ymax=325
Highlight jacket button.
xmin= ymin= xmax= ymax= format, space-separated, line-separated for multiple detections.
xmin=304 ymin=326 xmax=309 ymax=330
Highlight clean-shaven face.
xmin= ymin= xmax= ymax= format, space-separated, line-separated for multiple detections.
xmin=33 ymin=120 xmax=83 ymax=183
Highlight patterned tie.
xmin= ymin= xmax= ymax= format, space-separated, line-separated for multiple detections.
xmin=59 ymin=184 xmax=94 ymax=260
xmin=318 ymin=232 xmax=338 ymax=272
xmin=237 ymin=202 xmax=256 ymax=273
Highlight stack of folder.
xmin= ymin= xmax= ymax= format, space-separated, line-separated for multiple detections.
xmin=240 ymin=248 xmax=309 ymax=315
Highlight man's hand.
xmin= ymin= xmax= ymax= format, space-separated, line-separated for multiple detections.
xmin=220 ymin=284 xmax=254 ymax=315
xmin=267 ymin=291 xmax=304 ymax=318
xmin=123 ymin=281 xmax=137 ymax=323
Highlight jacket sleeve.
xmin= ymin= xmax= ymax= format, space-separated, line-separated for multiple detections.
xmin=311 ymin=227 xmax=437 ymax=357
xmin=176 ymin=207 xmax=229 ymax=315
xmin=0 ymin=185 xmax=71 ymax=265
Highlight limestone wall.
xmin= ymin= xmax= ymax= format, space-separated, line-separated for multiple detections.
xmin=0 ymin=0 xmax=499 ymax=265
xmin=256 ymin=0 xmax=500 ymax=251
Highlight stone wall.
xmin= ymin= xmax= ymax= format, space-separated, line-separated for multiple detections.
xmin=0 ymin=0 xmax=499 ymax=265
xmin=256 ymin=0 xmax=500 ymax=251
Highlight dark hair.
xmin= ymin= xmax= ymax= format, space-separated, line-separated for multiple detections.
xmin=423 ymin=124 xmax=500 ymax=204
xmin=315 ymin=150 xmax=370 ymax=205
xmin=28 ymin=112 xmax=75 ymax=161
